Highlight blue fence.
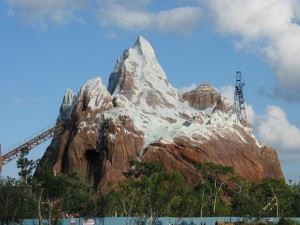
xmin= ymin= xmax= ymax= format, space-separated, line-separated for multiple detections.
xmin=20 ymin=217 xmax=300 ymax=225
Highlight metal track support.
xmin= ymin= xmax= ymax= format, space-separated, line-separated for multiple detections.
xmin=1 ymin=122 xmax=66 ymax=168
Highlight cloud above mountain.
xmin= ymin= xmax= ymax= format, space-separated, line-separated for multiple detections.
xmin=6 ymin=0 xmax=202 ymax=34
xmin=201 ymin=0 xmax=300 ymax=101
xmin=255 ymin=105 xmax=300 ymax=161
xmin=4 ymin=0 xmax=300 ymax=160
xmin=97 ymin=1 xmax=202 ymax=35
xmin=6 ymin=0 xmax=87 ymax=29
xmin=6 ymin=0 xmax=300 ymax=101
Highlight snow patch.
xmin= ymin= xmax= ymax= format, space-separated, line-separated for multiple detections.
xmin=78 ymin=77 xmax=112 ymax=111
xmin=69 ymin=36 xmax=261 ymax=158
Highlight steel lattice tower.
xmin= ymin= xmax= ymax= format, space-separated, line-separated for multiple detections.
xmin=234 ymin=71 xmax=248 ymax=123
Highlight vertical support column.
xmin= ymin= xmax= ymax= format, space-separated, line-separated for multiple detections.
xmin=0 ymin=144 xmax=2 ymax=173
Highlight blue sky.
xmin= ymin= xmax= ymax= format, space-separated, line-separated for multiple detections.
xmin=1 ymin=0 xmax=300 ymax=182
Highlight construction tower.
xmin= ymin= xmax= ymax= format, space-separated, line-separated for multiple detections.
xmin=234 ymin=71 xmax=248 ymax=123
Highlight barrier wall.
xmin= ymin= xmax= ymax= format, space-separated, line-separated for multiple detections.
xmin=20 ymin=217 xmax=300 ymax=225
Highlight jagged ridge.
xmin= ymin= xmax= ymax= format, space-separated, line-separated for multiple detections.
xmin=44 ymin=36 xmax=283 ymax=189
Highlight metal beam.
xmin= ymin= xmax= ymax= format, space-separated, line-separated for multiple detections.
xmin=1 ymin=122 xmax=67 ymax=167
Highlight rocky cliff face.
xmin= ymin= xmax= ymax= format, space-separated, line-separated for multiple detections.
xmin=182 ymin=83 xmax=229 ymax=113
xmin=46 ymin=36 xmax=283 ymax=189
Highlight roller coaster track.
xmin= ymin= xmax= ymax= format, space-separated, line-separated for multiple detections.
xmin=0 ymin=122 xmax=68 ymax=173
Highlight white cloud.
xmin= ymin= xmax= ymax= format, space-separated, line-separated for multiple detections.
xmin=97 ymin=1 xmax=202 ymax=35
xmin=255 ymin=105 xmax=300 ymax=152
xmin=6 ymin=0 xmax=87 ymax=29
xmin=202 ymin=0 xmax=293 ymax=39
xmin=245 ymin=104 xmax=256 ymax=125
xmin=266 ymin=28 xmax=300 ymax=87
xmin=201 ymin=0 xmax=300 ymax=99
xmin=178 ymin=83 xmax=198 ymax=93
xmin=220 ymin=85 xmax=235 ymax=103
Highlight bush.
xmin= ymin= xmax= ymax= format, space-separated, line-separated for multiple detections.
xmin=277 ymin=218 xmax=300 ymax=225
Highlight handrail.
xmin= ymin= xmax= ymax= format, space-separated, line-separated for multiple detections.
xmin=1 ymin=121 xmax=68 ymax=167
xmin=3 ymin=123 xmax=57 ymax=155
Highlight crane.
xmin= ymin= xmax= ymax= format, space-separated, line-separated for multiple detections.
xmin=234 ymin=71 xmax=248 ymax=123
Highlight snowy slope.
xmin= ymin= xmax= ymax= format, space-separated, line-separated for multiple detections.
xmin=107 ymin=36 xmax=192 ymax=122
xmin=70 ymin=36 xmax=256 ymax=156
xmin=50 ymin=36 xmax=283 ymax=187
xmin=62 ymin=36 xmax=258 ymax=154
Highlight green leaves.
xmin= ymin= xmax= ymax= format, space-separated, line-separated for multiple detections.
xmin=36 ymin=170 xmax=68 ymax=200
xmin=16 ymin=147 xmax=36 ymax=184
xmin=125 ymin=160 xmax=164 ymax=178
xmin=232 ymin=178 xmax=294 ymax=218
xmin=60 ymin=173 xmax=98 ymax=217
xmin=153 ymin=172 xmax=189 ymax=216
xmin=103 ymin=161 xmax=190 ymax=217
xmin=195 ymin=162 xmax=234 ymax=181
xmin=5 ymin=155 xmax=300 ymax=219
xmin=0 ymin=177 xmax=37 ymax=223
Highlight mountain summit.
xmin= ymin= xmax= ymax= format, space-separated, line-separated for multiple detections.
xmin=44 ymin=36 xmax=283 ymax=189
xmin=108 ymin=36 xmax=187 ymax=121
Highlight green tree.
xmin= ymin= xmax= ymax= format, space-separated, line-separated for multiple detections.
xmin=232 ymin=179 xmax=263 ymax=218
xmin=290 ymin=181 xmax=300 ymax=216
xmin=0 ymin=177 xmax=36 ymax=224
xmin=152 ymin=172 xmax=189 ymax=216
xmin=102 ymin=162 xmax=190 ymax=218
xmin=16 ymin=148 xmax=36 ymax=185
xmin=34 ymin=170 xmax=68 ymax=225
xmin=15 ymin=148 xmax=39 ymax=221
xmin=260 ymin=178 xmax=293 ymax=219
xmin=232 ymin=178 xmax=293 ymax=219
xmin=195 ymin=162 xmax=234 ymax=216
xmin=60 ymin=172 xmax=97 ymax=217
xmin=125 ymin=160 xmax=165 ymax=218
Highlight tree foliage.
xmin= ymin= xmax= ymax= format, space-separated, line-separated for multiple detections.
xmin=4 ymin=157 xmax=300 ymax=219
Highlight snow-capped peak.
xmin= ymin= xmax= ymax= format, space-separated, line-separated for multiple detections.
xmin=57 ymin=88 xmax=77 ymax=123
xmin=62 ymin=88 xmax=76 ymax=109
xmin=107 ymin=36 xmax=188 ymax=121
xmin=50 ymin=36 xmax=283 ymax=189
xmin=133 ymin=36 xmax=156 ymax=61
xmin=108 ymin=36 xmax=168 ymax=96
xmin=78 ymin=77 xmax=112 ymax=111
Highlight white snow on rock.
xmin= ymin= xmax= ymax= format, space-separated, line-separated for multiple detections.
xmin=61 ymin=36 xmax=260 ymax=156
xmin=78 ymin=77 xmax=112 ymax=111
xmin=57 ymin=88 xmax=77 ymax=123
xmin=107 ymin=36 xmax=192 ymax=122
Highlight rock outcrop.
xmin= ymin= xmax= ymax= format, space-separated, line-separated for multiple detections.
xmin=182 ymin=83 xmax=228 ymax=113
xmin=44 ymin=36 xmax=284 ymax=190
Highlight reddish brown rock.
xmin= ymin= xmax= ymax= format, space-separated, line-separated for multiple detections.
xmin=52 ymin=77 xmax=146 ymax=189
xmin=45 ymin=37 xmax=284 ymax=192
xmin=182 ymin=83 xmax=227 ymax=112
xmin=143 ymin=136 xmax=283 ymax=186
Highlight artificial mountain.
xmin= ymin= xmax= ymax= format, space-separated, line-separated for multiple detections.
xmin=43 ymin=36 xmax=283 ymax=189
